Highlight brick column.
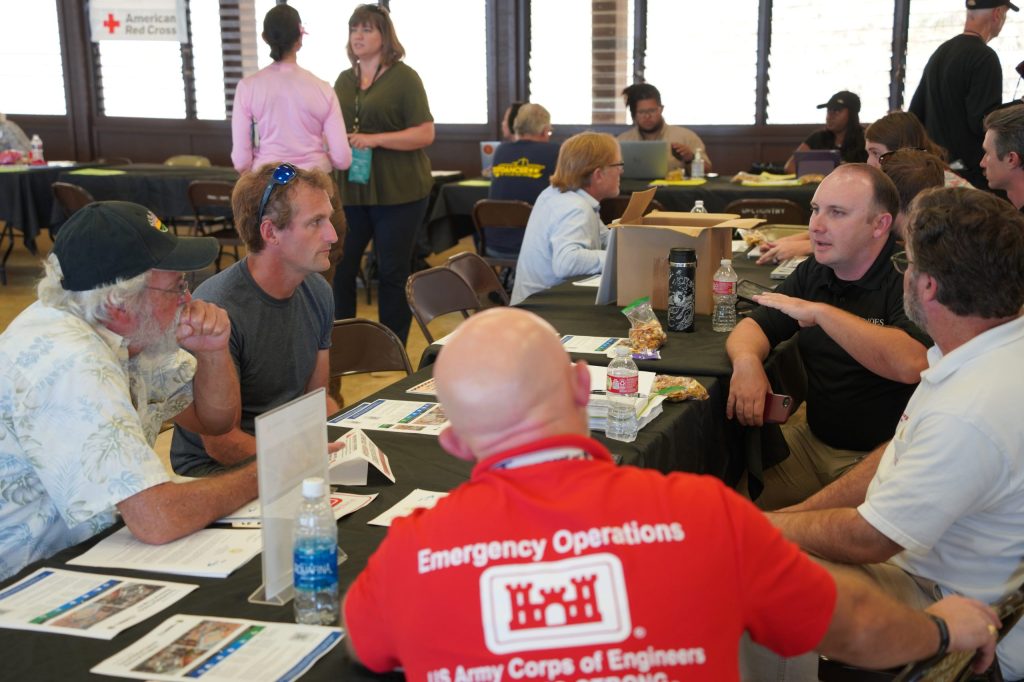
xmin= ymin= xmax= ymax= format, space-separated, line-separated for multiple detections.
xmin=592 ymin=0 xmax=628 ymax=124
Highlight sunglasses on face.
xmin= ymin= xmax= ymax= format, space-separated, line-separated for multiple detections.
xmin=256 ymin=163 xmax=297 ymax=228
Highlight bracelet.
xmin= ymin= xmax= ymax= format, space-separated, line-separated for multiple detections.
xmin=927 ymin=613 xmax=949 ymax=659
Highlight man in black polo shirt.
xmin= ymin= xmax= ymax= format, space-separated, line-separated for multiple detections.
xmin=727 ymin=164 xmax=930 ymax=510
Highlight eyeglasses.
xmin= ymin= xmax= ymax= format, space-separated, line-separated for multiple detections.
xmin=256 ymin=163 xmax=297 ymax=228
xmin=606 ymin=162 xmax=625 ymax=169
xmin=147 ymin=278 xmax=190 ymax=300
xmin=879 ymin=148 xmax=928 ymax=165
xmin=890 ymin=250 xmax=913 ymax=274
xmin=637 ymin=107 xmax=661 ymax=117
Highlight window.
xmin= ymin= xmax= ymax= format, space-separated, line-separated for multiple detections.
xmin=906 ymin=7 xmax=1024 ymax=105
xmin=645 ymin=1 xmax=759 ymax=125
xmin=531 ymin=1 xmax=635 ymax=124
xmin=191 ymin=0 xmax=226 ymax=120
xmin=767 ymin=0 xmax=893 ymax=124
xmin=0 ymin=0 xmax=66 ymax=115
xmin=253 ymin=1 xmax=357 ymax=83
xmin=251 ymin=2 xmax=486 ymax=124
xmin=99 ymin=41 xmax=187 ymax=118
xmin=390 ymin=1 xmax=487 ymax=124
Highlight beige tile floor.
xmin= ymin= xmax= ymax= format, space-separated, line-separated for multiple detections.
xmin=1 ymin=224 xmax=470 ymax=467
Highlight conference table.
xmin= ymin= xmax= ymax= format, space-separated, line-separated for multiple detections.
xmin=424 ymin=176 xmax=819 ymax=253
xmin=0 ymin=161 xmax=102 ymax=284
xmin=1 ymin=249 xmax=806 ymax=680
xmin=54 ymin=163 xmax=240 ymax=226
xmin=2 ymin=347 xmax=739 ymax=680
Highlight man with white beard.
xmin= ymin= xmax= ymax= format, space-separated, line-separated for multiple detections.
xmin=742 ymin=186 xmax=1024 ymax=680
xmin=0 ymin=201 xmax=257 ymax=581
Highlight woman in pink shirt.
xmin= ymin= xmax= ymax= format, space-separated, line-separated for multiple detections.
xmin=231 ymin=5 xmax=351 ymax=175
xmin=231 ymin=6 xmax=351 ymax=277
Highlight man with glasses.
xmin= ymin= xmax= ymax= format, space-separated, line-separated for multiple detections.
xmin=982 ymin=104 xmax=1024 ymax=209
xmin=727 ymin=164 xmax=930 ymax=510
xmin=617 ymin=83 xmax=712 ymax=173
xmin=171 ymin=163 xmax=341 ymax=476
xmin=743 ymin=186 xmax=1024 ymax=681
xmin=0 ymin=201 xmax=257 ymax=581
xmin=510 ymin=132 xmax=621 ymax=305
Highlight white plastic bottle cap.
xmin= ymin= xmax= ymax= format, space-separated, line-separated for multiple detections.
xmin=302 ymin=477 xmax=326 ymax=498
xmin=721 ymin=259 xmax=731 ymax=266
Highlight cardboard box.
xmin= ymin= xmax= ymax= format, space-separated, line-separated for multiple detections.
xmin=614 ymin=210 xmax=763 ymax=314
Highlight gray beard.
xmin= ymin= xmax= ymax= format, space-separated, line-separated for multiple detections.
xmin=130 ymin=304 xmax=182 ymax=359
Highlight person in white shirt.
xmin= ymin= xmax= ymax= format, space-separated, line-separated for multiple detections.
xmin=510 ymin=132 xmax=621 ymax=305
xmin=742 ymin=186 xmax=1024 ymax=680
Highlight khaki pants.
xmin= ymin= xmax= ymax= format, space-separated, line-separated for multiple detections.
xmin=753 ymin=407 xmax=869 ymax=511
xmin=738 ymin=558 xmax=938 ymax=681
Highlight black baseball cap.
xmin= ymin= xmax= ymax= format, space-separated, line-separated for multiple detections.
xmin=817 ymin=91 xmax=861 ymax=113
xmin=53 ymin=201 xmax=219 ymax=291
xmin=967 ymin=0 xmax=1019 ymax=10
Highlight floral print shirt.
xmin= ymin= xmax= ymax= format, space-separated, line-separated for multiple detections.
xmin=0 ymin=302 xmax=192 ymax=580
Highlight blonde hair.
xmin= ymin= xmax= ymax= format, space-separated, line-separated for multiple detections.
xmin=550 ymin=132 xmax=619 ymax=192
xmin=513 ymin=103 xmax=551 ymax=137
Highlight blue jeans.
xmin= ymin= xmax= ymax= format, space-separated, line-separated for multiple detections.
xmin=333 ymin=198 xmax=429 ymax=343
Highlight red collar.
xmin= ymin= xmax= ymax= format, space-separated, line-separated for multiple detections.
xmin=472 ymin=434 xmax=613 ymax=478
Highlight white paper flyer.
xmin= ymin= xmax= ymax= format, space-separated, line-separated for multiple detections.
xmin=0 ymin=568 xmax=196 ymax=640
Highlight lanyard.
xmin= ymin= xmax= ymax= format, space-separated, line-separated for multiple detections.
xmin=352 ymin=61 xmax=383 ymax=133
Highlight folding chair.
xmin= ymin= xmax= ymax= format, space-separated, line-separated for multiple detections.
xmin=405 ymin=266 xmax=481 ymax=343
xmin=599 ymin=195 xmax=664 ymax=225
xmin=724 ymin=198 xmax=806 ymax=225
xmin=51 ymin=182 xmax=95 ymax=220
xmin=186 ymin=180 xmax=243 ymax=270
xmin=328 ymin=318 xmax=413 ymax=405
xmin=447 ymin=251 xmax=509 ymax=308
xmin=165 ymin=154 xmax=211 ymax=167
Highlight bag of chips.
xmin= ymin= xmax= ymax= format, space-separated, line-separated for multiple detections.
xmin=622 ymin=297 xmax=667 ymax=352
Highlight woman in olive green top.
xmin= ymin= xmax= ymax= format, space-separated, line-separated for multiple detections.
xmin=333 ymin=4 xmax=435 ymax=343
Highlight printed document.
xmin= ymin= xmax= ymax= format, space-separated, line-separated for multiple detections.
xmin=367 ymin=489 xmax=449 ymax=527
xmin=90 ymin=614 xmax=342 ymax=681
xmin=329 ymin=428 xmax=395 ymax=485
xmin=328 ymin=399 xmax=448 ymax=436
xmin=560 ymin=335 xmax=626 ymax=356
xmin=0 ymin=568 xmax=196 ymax=640
xmin=68 ymin=527 xmax=262 ymax=579
xmin=218 ymin=492 xmax=377 ymax=528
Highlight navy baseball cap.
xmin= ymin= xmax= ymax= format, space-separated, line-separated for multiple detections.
xmin=967 ymin=0 xmax=1019 ymax=10
xmin=53 ymin=201 xmax=219 ymax=291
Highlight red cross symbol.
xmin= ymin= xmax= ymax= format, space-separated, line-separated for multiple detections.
xmin=103 ymin=13 xmax=121 ymax=34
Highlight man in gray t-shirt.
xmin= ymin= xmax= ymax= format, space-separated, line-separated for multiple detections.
xmin=171 ymin=163 xmax=341 ymax=476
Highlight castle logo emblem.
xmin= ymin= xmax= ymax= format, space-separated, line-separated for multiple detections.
xmin=479 ymin=554 xmax=631 ymax=654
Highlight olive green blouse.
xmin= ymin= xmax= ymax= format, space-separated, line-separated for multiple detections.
xmin=334 ymin=62 xmax=434 ymax=206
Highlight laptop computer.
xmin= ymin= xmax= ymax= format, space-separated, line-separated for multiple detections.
xmin=619 ymin=140 xmax=669 ymax=180
xmin=480 ymin=140 xmax=501 ymax=174
xmin=793 ymin=149 xmax=841 ymax=177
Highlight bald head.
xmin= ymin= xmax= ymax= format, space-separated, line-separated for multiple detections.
xmin=434 ymin=308 xmax=591 ymax=461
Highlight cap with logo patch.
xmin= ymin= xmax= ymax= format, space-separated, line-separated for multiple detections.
xmin=52 ymin=201 xmax=219 ymax=291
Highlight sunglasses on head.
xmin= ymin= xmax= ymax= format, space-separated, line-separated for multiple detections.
xmin=256 ymin=163 xmax=297 ymax=228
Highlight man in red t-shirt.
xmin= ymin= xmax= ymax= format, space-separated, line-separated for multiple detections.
xmin=342 ymin=308 xmax=999 ymax=681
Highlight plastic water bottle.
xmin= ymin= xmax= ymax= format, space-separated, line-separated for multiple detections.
xmin=691 ymin=148 xmax=705 ymax=179
xmin=605 ymin=346 xmax=639 ymax=443
xmin=712 ymin=258 xmax=738 ymax=332
xmin=293 ymin=477 xmax=339 ymax=625
xmin=691 ymin=200 xmax=708 ymax=213
xmin=29 ymin=134 xmax=44 ymax=165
